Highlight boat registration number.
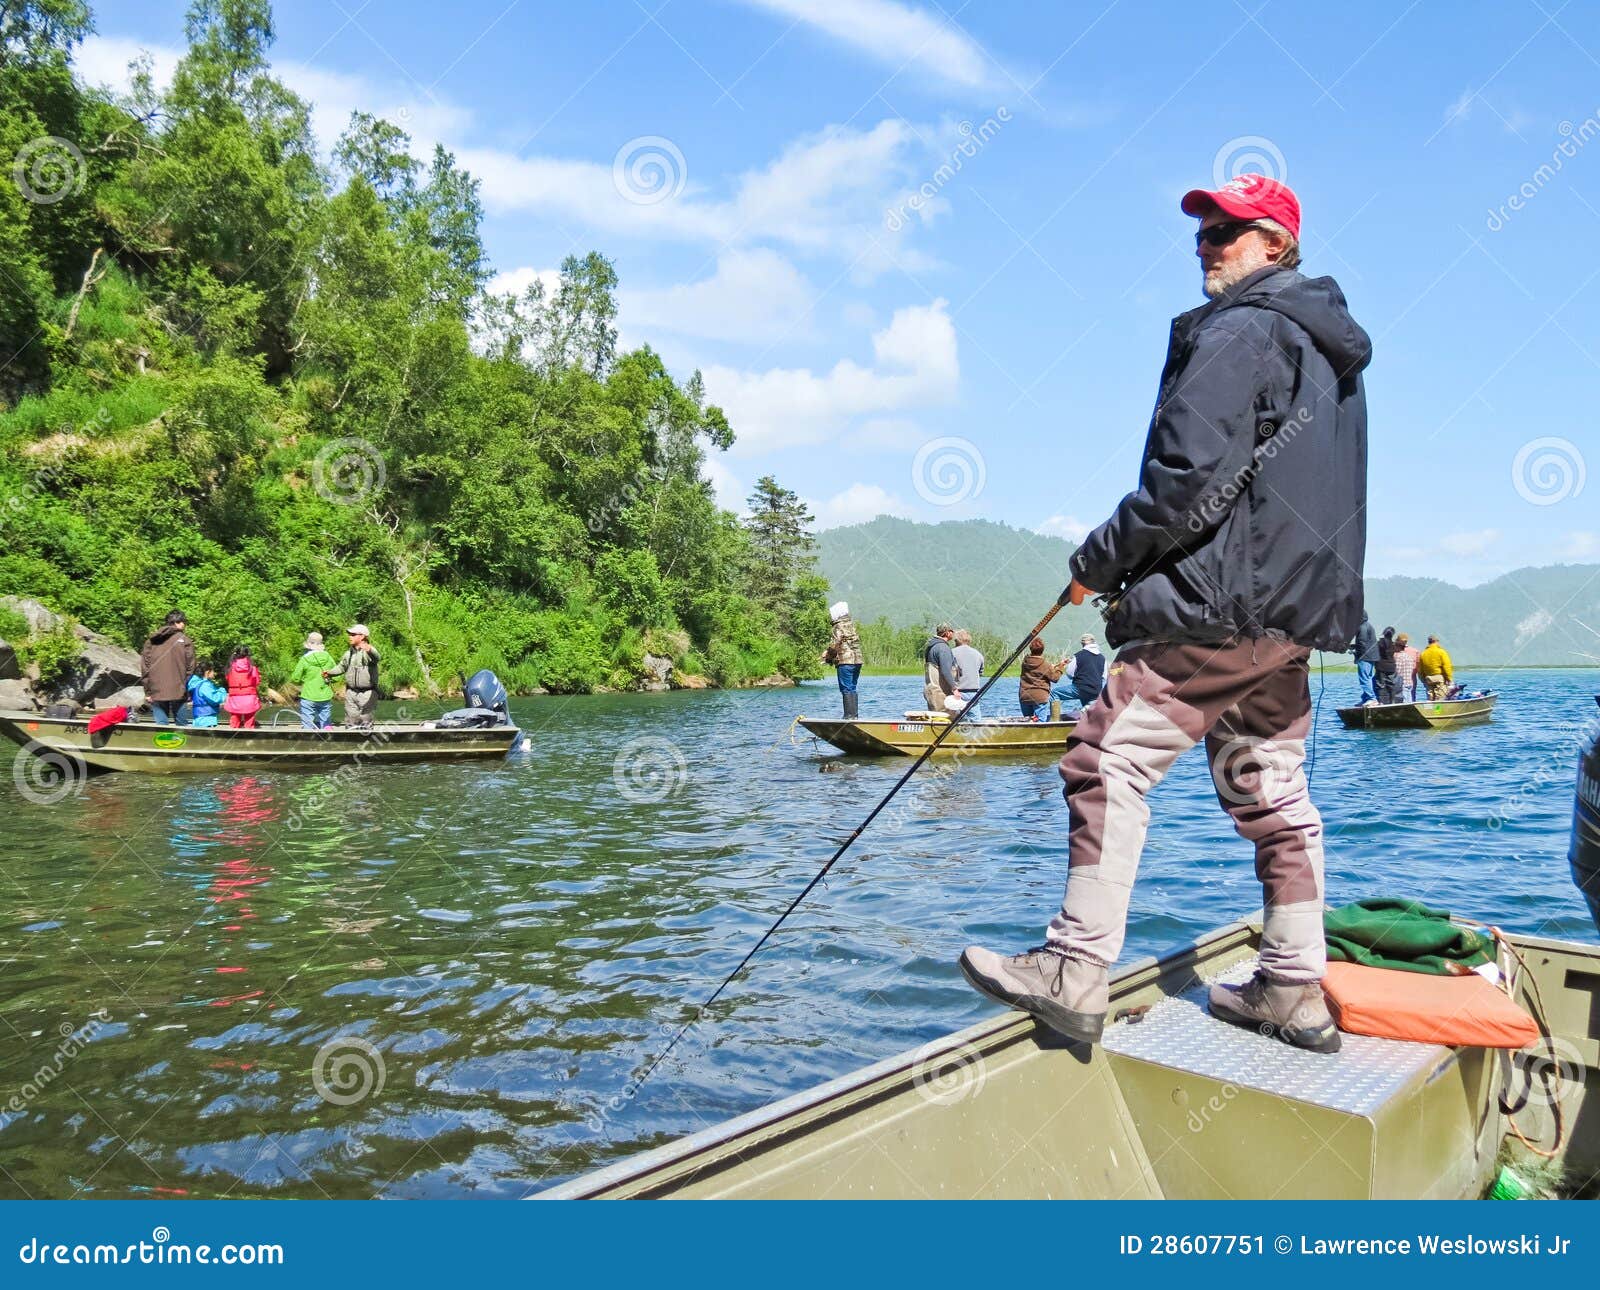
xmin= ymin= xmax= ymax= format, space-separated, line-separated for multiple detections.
xmin=895 ymin=723 xmax=927 ymax=732
xmin=152 ymin=731 xmax=187 ymax=749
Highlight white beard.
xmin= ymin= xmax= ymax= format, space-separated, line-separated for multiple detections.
xmin=1203 ymin=244 xmax=1273 ymax=298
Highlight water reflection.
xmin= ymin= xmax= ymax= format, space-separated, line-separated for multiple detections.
xmin=0 ymin=672 xmax=1593 ymax=1197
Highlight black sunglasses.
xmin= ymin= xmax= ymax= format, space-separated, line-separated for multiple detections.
xmin=1195 ymin=219 xmax=1263 ymax=249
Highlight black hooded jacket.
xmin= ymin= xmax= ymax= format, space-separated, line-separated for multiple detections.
xmin=1071 ymin=265 xmax=1371 ymax=651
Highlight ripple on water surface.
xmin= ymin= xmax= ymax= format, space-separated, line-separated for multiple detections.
xmin=0 ymin=673 xmax=1595 ymax=1196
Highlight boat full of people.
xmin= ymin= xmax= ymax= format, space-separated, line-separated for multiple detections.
xmin=0 ymin=670 xmax=522 ymax=775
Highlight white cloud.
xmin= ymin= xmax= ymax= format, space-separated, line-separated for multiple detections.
xmin=1442 ymin=87 xmax=1474 ymax=127
xmin=1560 ymin=531 xmax=1600 ymax=560
xmin=704 ymin=298 xmax=959 ymax=454
xmin=487 ymin=266 xmax=562 ymax=300
xmin=701 ymin=456 xmax=746 ymax=515
xmin=739 ymin=0 xmax=1007 ymax=92
xmin=620 ymin=249 xmax=816 ymax=346
xmin=810 ymin=482 xmax=914 ymax=529
xmin=1036 ymin=515 xmax=1091 ymax=542
xmin=1437 ymin=528 xmax=1500 ymax=557
xmin=460 ymin=118 xmax=936 ymax=271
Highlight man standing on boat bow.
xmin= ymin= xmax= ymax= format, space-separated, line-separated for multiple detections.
xmin=961 ymin=174 xmax=1371 ymax=1054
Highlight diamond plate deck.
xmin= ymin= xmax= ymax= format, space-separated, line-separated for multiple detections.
xmin=1102 ymin=959 xmax=1451 ymax=1117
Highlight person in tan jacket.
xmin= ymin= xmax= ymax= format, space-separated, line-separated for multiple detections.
xmin=822 ymin=602 xmax=864 ymax=718
xmin=1017 ymin=638 xmax=1061 ymax=720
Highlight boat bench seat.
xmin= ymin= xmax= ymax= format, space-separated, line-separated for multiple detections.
xmin=1101 ymin=958 xmax=1502 ymax=1199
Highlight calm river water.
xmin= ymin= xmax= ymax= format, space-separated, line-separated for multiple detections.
xmin=0 ymin=668 xmax=1595 ymax=1198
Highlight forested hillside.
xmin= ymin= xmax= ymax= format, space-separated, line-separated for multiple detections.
xmin=0 ymin=0 xmax=828 ymax=695
xmin=819 ymin=517 xmax=1600 ymax=667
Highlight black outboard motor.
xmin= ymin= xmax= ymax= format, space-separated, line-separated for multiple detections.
xmin=435 ymin=670 xmax=512 ymax=728
xmin=1572 ymin=697 xmax=1600 ymax=936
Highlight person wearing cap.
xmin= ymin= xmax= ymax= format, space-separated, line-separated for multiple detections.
xmin=325 ymin=625 xmax=381 ymax=729
xmin=961 ymin=172 xmax=1371 ymax=1056
xmin=922 ymin=623 xmax=963 ymax=714
xmin=290 ymin=630 xmax=338 ymax=729
xmin=1053 ymin=632 xmax=1107 ymax=716
xmin=822 ymin=601 xmax=865 ymax=718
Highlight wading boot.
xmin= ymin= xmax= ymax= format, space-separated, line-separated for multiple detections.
xmin=1208 ymin=972 xmax=1341 ymax=1054
xmin=1048 ymin=699 xmax=1062 ymax=722
xmin=842 ymin=691 xmax=859 ymax=719
xmin=959 ymin=945 xmax=1108 ymax=1043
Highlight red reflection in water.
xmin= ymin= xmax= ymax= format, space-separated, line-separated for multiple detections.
xmin=203 ymin=778 xmax=280 ymax=1005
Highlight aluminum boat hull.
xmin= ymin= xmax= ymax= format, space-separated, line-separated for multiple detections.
xmin=0 ymin=710 xmax=521 ymax=774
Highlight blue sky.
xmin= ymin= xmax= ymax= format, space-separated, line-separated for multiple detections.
xmin=81 ymin=0 xmax=1600 ymax=586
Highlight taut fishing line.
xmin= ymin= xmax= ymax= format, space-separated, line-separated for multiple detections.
xmin=631 ymin=585 xmax=1079 ymax=1091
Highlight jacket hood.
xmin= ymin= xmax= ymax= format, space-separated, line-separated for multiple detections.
xmin=1226 ymin=267 xmax=1372 ymax=380
xmin=149 ymin=624 xmax=186 ymax=644
xmin=228 ymin=657 xmax=254 ymax=671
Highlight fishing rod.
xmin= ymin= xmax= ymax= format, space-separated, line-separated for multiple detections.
xmin=632 ymin=584 xmax=1083 ymax=1090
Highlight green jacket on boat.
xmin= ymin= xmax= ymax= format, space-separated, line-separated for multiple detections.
xmin=1324 ymin=897 xmax=1495 ymax=976
xmin=291 ymin=649 xmax=337 ymax=701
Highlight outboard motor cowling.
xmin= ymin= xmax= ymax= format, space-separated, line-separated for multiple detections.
xmin=464 ymin=669 xmax=509 ymax=717
xmin=1572 ymin=696 xmax=1600 ymax=936
xmin=433 ymin=670 xmax=513 ymax=729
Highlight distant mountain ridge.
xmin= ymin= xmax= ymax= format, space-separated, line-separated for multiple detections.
xmin=816 ymin=517 xmax=1600 ymax=666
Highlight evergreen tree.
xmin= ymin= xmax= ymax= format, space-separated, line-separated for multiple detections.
xmin=743 ymin=475 xmax=815 ymax=631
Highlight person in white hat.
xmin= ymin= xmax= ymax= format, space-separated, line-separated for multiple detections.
xmin=821 ymin=601 xmax=864 ymax=718
xmin=290 ymin=630 xmax=339 ymax=729
xmin=324 ymin=624 xmax=382 ymax=729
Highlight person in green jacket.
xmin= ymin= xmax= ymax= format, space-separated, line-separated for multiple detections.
xmin=290 ymin=631 xmax=338 ymax=729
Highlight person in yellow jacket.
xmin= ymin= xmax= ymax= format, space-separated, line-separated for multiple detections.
xmin=1417 ymin=635 xmax=1453 ymax=700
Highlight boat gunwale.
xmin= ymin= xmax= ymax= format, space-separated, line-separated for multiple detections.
xmin=533 ymin=919 xmax=1261 ymax=1199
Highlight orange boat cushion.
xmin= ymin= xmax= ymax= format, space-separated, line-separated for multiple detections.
xmin=1321 ymin=960 xmax=1540 ymax=1049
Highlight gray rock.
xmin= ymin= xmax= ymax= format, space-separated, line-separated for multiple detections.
xmin=0 ymin=596 xmax=64 ymax=635
xmin=0 ymin=678 xmax=37 ymax=711
xmin=101 ymin=685 xmax=147 ymax=712
xmin=638 ymin=653 xmax=674 ymax=692
xmin=70 ymin=635 xmax=143 ymax=702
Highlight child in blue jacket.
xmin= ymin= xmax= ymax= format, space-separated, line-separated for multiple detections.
xmin=186 ymin=667 xmax=227 ymax=727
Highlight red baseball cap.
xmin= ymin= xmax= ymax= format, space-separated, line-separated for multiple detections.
xmin=1181 ymin=174 xmax=1300 ymax=240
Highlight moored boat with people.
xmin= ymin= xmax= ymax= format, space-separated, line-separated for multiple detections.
xmin=1336 ymin=692 xmax=1497 ymax=729
xmin=0 ymin=710 xmax=523 ymax=774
